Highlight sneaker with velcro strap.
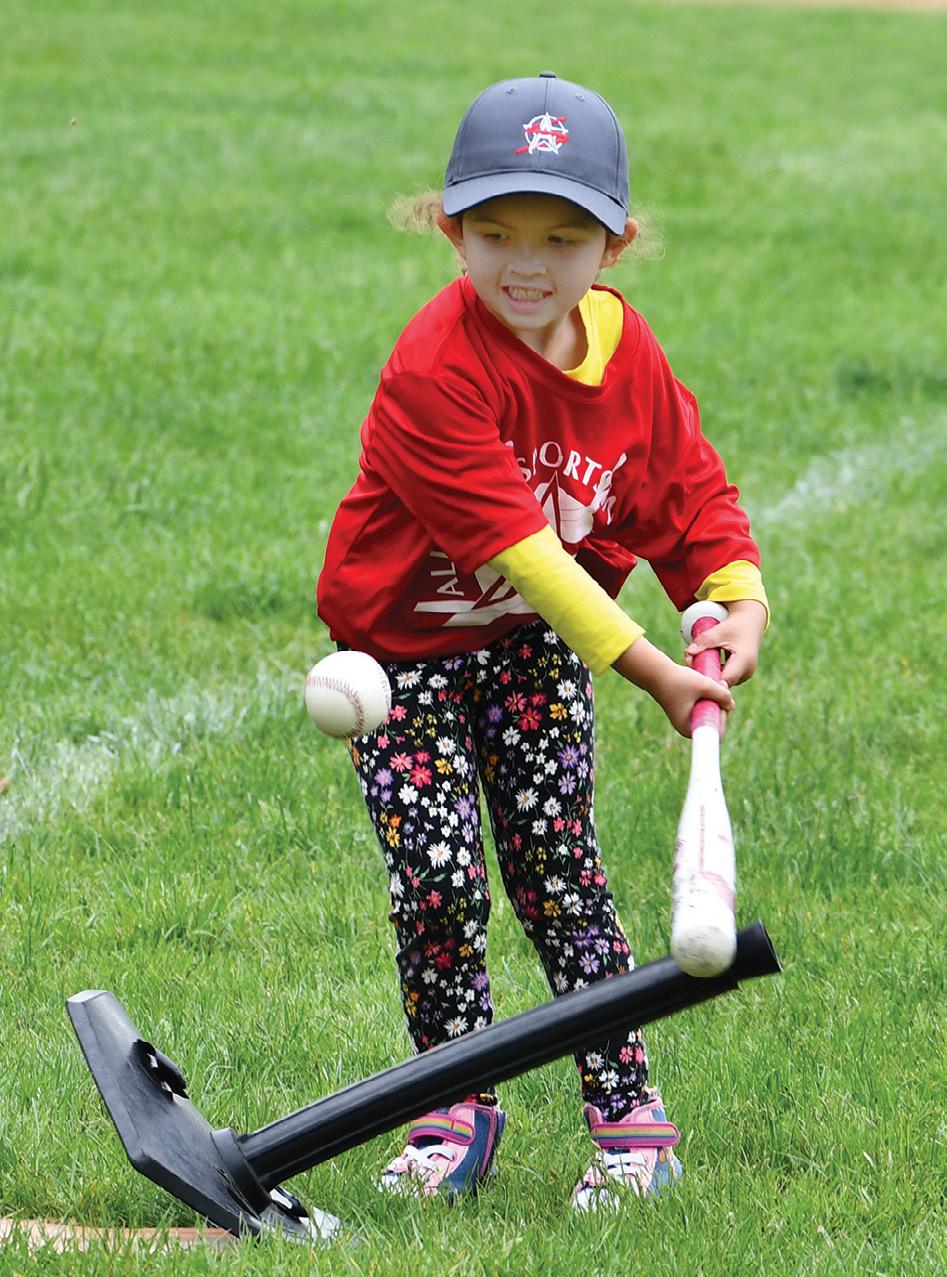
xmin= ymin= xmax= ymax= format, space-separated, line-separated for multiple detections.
xmin=572 ymin=1091 xmax=683 ymax=1210
xmin=377 ymin=1097 xmax=506 ymax=1200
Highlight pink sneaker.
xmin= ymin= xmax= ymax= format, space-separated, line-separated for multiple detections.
xmin=572 ymin=1092 xmax=683 ymax=1210
xmin=377 ymin=1098 xmax=506 ymax=1200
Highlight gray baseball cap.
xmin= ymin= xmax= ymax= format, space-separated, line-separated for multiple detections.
xmin=443 ymin=72 xmax=630 ymax=234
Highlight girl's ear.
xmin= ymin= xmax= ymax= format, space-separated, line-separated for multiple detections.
xmin=437 ymin=210 xmax=466 ymax=259
xmin=601 ymin=217 xmax=639 ymax=268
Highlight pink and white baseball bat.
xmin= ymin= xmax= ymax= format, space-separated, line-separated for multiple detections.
xmin=671 ymin=601 xmax=737 ymax=977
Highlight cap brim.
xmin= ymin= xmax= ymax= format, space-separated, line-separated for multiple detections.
xmin=443 ymin=173 xmax=628 ymax=235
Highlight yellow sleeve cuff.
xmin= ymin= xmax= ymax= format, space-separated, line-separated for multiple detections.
xmin=696 ymin=560 xmax=770 ymax=628
xmin=487 ymin=526 xmax=644 ymax=674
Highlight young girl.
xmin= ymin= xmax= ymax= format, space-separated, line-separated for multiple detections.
xmin=317 ymin=72 xmax=768 ymax=1210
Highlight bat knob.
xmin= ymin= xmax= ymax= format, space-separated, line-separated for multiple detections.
xmin=680 ymin=601 xmax=729 ymax=645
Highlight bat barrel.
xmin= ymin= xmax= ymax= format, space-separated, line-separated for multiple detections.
xmin=238 ymin=921 xmax=780 ymax=1187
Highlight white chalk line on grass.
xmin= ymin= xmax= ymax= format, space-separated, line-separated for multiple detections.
xmin=2 ymin=416 xmax=943 ymax=845
xmin=749 ymin=415 xmax=944 ymax=530
xmin=0 ymin=670 xmax=299 ymax=847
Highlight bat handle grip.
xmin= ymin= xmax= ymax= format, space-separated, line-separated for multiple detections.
xmin=690 ymin=614 xmax=724 ymax=734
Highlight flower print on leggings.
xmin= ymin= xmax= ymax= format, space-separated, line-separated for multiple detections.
xmin=347 ymin=620 xmax=649 ymax=1118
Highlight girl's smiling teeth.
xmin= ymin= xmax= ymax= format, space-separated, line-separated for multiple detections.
xmin=505 ymin=286 xmax=550 ymax=301
xmin=502 ymin=285 xmax=554 ymax=315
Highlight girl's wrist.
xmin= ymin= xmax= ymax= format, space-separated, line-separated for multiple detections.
xmin=612 ymin=637 xmax=676 ymax=696
xmin=725 ymin=598 xmax=768 ymax=634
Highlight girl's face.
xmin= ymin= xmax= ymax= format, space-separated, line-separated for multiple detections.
xmin=443 ymin=194 xmax=623 ymax=365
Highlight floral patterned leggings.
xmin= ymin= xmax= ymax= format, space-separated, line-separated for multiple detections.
xmin=347 ymin=620 xmax=649 ymax=1119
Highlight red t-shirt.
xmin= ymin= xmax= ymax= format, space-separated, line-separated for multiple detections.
xmin=317 ymin=276 xmax=759 ymax=662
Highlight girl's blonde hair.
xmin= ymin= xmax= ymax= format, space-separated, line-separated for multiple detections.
xmin=387 ymin=190 xmax=663 ymax=265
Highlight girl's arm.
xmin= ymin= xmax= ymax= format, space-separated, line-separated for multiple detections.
xmin=612 ymin=634 xmax=734 ymax=737
xmin=488 ymin=526 xmax=733 ymax=737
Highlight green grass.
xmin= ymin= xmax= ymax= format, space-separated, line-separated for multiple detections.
xmin=1 ymin=1 xmax=945 ymax=1273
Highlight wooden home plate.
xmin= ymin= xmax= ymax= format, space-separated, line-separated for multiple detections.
xmin=0 ymin=1217 xmax=237 ymax=1253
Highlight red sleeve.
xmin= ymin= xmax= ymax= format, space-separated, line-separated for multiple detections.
xmin=364 ymin=372 xmax=548 ymax=573
xmin=612 ymin=333 xmax=760 ymax=610
xmin=575 ymin=537 xmax=638 ymax=599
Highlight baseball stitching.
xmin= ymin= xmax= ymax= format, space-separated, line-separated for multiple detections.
xmin=305 ymin=674 xmax=365 ymax=735
xmin=374 ymin=664 xmax=393 ymax=714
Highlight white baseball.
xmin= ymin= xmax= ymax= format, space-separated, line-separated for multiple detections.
xmin=304 ymin=651 xmax=392 ymax=739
